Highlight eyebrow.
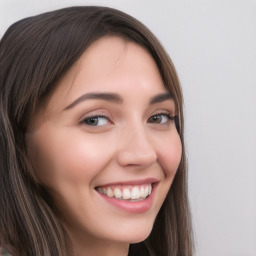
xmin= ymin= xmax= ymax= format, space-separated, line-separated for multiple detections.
xmin=149 ymin=92 xmax=173 ymax=104
xmin=64 ymin=92 xmax=123 ymax=110
xmin=64 ymin=91 xmax=173 ymax=111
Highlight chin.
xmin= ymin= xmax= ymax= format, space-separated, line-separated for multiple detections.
xmin=112 ymin=222 xmax=154 ymax=244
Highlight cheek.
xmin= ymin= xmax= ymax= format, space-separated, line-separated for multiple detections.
xmin=29 ymin=125 xmax=113 ymax=188
xmin=155 ymin=132 xmax=182 ymax=179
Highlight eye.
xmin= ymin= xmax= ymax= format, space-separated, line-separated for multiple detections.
xmin=148 ymin=113 xmax=175 ymax=124
xmin=83 ymin=116 xmax=110 ymax=126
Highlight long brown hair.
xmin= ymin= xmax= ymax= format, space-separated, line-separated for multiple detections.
xmin=0 ymin=6 xmax=193 ymax=256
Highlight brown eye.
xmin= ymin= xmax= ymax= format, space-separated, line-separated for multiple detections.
xmin=83 ymin=116 xmax=109 ymax=126
xmin=148 ymin=114 xmax=174 ymax=124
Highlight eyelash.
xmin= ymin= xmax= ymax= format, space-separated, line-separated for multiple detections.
xmin=148 ymin=113 xmax=175 ymax=124
xmin=82 ymin=115 xmax=111 ymax=126
xmin=82 ymin=113 xmax=176 ymax=127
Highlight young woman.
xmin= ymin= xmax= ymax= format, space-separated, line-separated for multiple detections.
xmin=0 ymin=6 xmax=193 ymax=256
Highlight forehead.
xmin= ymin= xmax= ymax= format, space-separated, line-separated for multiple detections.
xmin=45 ymin=36 xmax=166 ymax=111
xmin=72 ymin=36 xmax=162 ymax=88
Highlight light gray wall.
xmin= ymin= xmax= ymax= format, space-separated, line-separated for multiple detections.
xmin=1 ymin=1 xmax=255 ymax=255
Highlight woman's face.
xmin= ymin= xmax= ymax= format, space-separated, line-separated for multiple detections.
xmin=27 ymin=36 xmax=182 ymax=249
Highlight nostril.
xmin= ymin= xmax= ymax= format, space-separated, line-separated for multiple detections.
xmin=117 ymin=149 xmax=157 ymax=168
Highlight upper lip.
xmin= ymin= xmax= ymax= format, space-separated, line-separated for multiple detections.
xmin=95 ymin=177 xmax=159 ymax=187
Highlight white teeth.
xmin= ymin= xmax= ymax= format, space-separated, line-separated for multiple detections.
xmin=144 ymin=186 xmax=149 ymax=196
xmin=98 ymin=187 xmax=104 ymax=194
xmin=107 ymin=187 xmax=114 ymax=197
xmin=149 ymin=185 xmax=152 ymax=195
xmin=131 ymin=187 xmax=140 ymax=199
xmin=122 ymin=188 xmax=131 ymax=200
xmin=140 ymin=187 xmax=145 ymax=197
xmin=114 ymin=188 xmax=122 ymax=199
xmin=98 ymin=183 xmax=153 ymax=200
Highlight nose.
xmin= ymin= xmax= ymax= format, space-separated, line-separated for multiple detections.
xmin=116 ymin=125 xmax=157 ymax=168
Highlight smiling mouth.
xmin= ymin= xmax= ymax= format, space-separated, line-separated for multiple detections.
xmin=95 ymin=183 xmax=153 ymax=201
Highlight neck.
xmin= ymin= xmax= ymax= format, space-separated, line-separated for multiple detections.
xmin=68 ymin=230 xmax=129 ymax=256
xmin=73 ymin=240 xmax=129 ymax=256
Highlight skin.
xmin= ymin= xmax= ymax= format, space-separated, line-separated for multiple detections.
xmin=26 ymin=36 xmax=182 ymax=256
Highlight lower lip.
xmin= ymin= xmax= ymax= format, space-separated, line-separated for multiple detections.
xmin=96 ymin=184 xmax=156 ymax=214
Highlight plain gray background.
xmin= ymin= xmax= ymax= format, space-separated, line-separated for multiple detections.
xmin=1 ymin=0 xmax=256 ymax=255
